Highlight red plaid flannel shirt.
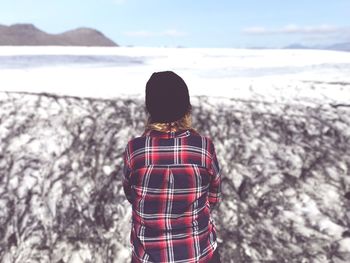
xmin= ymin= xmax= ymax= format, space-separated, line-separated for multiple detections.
xmin=123 ymin=128 xmax=221 ymax=263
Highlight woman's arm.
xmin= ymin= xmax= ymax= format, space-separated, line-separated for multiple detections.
xmin=122 ymin=144 xmax=133 ymax=204
xmin=208 ymin=141 xmax=222 ymax=210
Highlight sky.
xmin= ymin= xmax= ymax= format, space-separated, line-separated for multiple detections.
xmin=1 ymin=0 xmax=350 ymax=48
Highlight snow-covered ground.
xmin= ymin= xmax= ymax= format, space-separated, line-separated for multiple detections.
xmin=0 ymin=46 xmax=350 ymax=105
xmin=1 ymin=46 xmax=350 ymax=262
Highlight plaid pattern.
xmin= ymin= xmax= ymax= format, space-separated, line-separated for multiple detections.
xmin=123 ymin=128 xmax=221 ymax=263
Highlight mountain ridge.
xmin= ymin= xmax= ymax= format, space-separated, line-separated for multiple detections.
xmin=0 ymin=23 xmax=118 ymax=46
xmin=283 ymin=42 xmax=350 ymax=52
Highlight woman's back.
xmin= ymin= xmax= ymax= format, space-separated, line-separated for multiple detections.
xmin=123 ymin=128 xmax=221 ymax=262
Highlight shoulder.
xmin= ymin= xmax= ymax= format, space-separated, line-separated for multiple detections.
xmin=190 ymin=128 xmax=214 ymax=142
xmin=188 ymin=129 xmax=216 ymax=153
xmin=125 ymin=135 xmax=147 ymax=149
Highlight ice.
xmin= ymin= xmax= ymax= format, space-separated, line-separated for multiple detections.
xmin=0 ymin=46 xmax=349 ymax=105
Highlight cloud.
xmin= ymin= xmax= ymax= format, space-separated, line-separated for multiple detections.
xmin=242 ymin=24 xmax=349 ymax=35
xmin=124 ymin=29 xmax=188 ymax=37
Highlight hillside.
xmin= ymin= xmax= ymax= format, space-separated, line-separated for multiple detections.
xmin=0 ymin=23 xmax=118 ymax=46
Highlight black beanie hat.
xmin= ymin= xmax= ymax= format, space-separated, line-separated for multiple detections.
xmin=146 ymin=71 xmax=191 ymax=123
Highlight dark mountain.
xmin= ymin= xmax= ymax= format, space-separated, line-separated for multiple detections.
xmin=0 ymin=23 xmax=118 ymax=46
xmin=326 ymin=42 xmax=350 ymax=52
xmin=283 ymin=43 xmax=312 ymax=50
xmin=283 ymin=42 xmax=350 ymax=52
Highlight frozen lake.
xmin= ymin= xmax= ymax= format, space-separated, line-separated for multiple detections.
xmin=0 ymin=46 xmax=350 ymax=104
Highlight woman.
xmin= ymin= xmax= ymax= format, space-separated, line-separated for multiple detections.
xmin=122 ymin=71 xmax=222 ymax=263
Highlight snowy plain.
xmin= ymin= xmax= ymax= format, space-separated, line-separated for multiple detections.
xmin=1 ymin=46 xmax=350 ymax=263
xmin=0 ymin=46 xmax=350 ymax=104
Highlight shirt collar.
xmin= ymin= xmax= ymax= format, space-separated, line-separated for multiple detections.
xmin=142 ymin=129 xmax=191 ymax=138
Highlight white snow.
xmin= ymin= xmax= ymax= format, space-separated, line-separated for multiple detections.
xmin=0 ymin=46 xmax=349 ymax=105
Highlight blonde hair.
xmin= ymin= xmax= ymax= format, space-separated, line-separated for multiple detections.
xmin=145 ymin=112 xmax=194 ymax=133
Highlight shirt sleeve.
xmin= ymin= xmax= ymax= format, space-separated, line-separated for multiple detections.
xmin=122 ymin=143 xmax=133 ymax=204
xmin=208 ymin=141 xmax=222 ymax=209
